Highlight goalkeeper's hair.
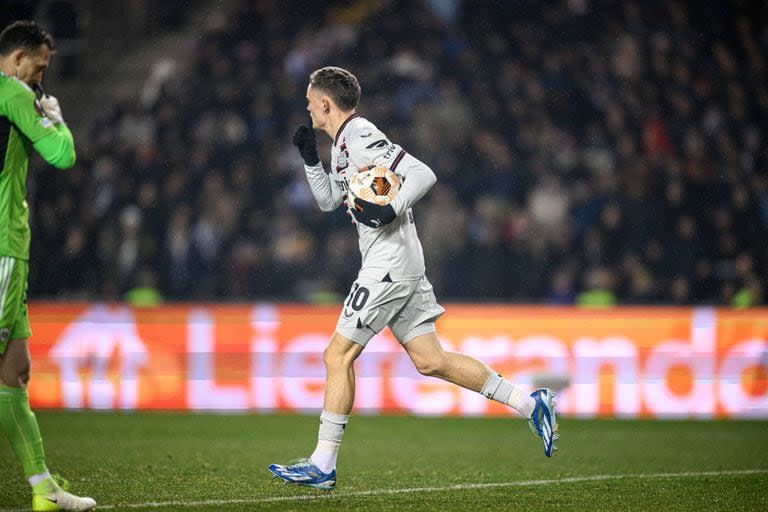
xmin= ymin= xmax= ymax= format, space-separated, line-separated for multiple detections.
xmin=309 ymin=66 xmax=361 ymax=111
xmin=0 ymin=20 xmax=54 ymax=56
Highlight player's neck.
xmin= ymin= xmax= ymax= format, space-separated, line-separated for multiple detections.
xmin=0 ymin=59 xmax=14 ymax=77
xmin=327 ymin=110 xmax=357 ymax=142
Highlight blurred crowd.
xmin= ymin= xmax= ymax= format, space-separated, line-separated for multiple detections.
xmin=27 ymin=0 xmax=768 ymax=306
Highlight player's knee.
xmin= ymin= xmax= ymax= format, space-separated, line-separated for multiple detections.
xmin=323 ymin=345 xmax=352 ymax=372
xmin=322 ymin=346 xmax=336 ymax=369
xmin=16 ymin=359 xmax=31 ymax=388
xmin=18 ymin=370 xmax=30 ymax=387
xmin=413 ymin=354 xmax=448 ymax=377
xmin=0 ymin=362 xmax=30 ymax=388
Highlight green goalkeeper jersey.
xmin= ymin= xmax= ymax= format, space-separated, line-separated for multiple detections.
xmin=0 ymin=71 xmax=75 ymax=260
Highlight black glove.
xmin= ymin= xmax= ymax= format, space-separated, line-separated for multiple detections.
xmin=351 ymin=198 xmax=397 ymax=228
xmin=31 ymin=83 xmax=44 ymax=100
xmin=292 ymin=124 xmax=320 ymax=166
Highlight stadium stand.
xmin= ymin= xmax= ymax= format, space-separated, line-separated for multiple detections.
xmin=22 ymin=0 xmax=768 ymax=306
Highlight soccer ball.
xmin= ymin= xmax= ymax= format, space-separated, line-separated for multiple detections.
xmin=348 ymin=166 xmax=401 ymax=206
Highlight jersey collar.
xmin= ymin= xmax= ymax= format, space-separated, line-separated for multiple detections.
xmin=333 ymin=113 xmax=359 ymax=147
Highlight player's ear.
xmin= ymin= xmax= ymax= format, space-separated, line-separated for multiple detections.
xmin=11 ymin=49 xmax=25 ymax=68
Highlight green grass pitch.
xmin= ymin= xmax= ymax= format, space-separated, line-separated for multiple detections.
xmin=1 ymin=412 xmax=767 ymax=511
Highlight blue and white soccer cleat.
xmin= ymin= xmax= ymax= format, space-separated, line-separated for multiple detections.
xmin=528 ymin=388 xmax=559 ymax=457
xmin=267 ymin=458 xmax=336 ymax=490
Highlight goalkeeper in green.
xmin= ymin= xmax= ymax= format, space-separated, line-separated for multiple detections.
xmin=0 ymin=21 xmax=95 ymax=511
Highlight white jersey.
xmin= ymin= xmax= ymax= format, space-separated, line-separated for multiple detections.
xmin=303 ymin=114 xmax=437 ymax=282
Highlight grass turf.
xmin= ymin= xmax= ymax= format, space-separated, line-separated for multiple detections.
xmin=0 ymin=412 xmax=766 ymax=511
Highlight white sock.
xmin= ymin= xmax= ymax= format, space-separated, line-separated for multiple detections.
xmin=507 ymin=385 xmax=536 ymax=418
xmin=28 ymin=471 xmax=52 ymax=488
xmin=480 ymin=373 xmax=536 ymax=418
xmin=309 ymin=410 xmax=349 ymax=474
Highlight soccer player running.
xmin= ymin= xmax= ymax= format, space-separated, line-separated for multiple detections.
xmin=0 ymin=21 xmax=96 ymax=511
xmin=268 ymin=67 xmax=558 ymax=490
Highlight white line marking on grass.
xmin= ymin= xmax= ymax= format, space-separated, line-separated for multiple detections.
xmin=2 ymin=468 xmax=766 ymax=511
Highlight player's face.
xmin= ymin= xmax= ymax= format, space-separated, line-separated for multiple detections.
xmin=306 ymin=85 xmax=328 ymax=130
xmin=14 ymin=44 xmax=50 ymax=86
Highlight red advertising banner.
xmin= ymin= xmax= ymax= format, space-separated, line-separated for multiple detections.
xmin=25 ymin=303 xmax=768 ymax=418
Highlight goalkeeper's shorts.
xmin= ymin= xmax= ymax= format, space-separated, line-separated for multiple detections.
xmin=336 ymin=275 xmax=445 ymax=347
xmin=0 ymin=256 xmax=31 ymax=355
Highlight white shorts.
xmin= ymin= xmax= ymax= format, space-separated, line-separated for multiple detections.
xmin=336 ymin=275 xmax=445 ymax=346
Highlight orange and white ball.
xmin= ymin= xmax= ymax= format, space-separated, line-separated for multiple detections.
xmin=348 ymin=166 xmax=401 ymax=206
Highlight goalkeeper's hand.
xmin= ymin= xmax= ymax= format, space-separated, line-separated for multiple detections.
xmin=39 ymin=95 xmax=64 ymax=124
xmin=351 ymin=198 xmax=396 ymax=228
xmin=33 ymin=84 xmax=64 ymax=125
xmin=292 ymin=124 xmax=320 ymax=166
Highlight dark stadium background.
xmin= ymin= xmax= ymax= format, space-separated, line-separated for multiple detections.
xmin=3 ymin=0 xmax=766 ymax=307
xmin=1 ymin=2 xmax=767 ymax=510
